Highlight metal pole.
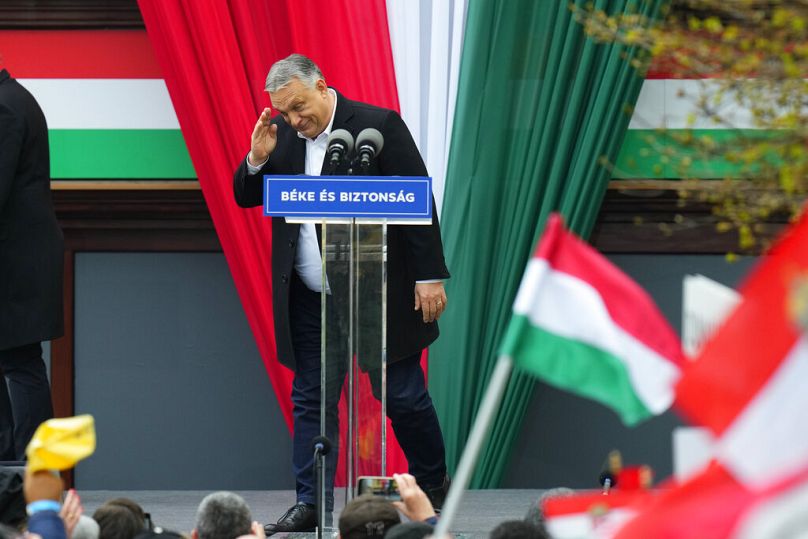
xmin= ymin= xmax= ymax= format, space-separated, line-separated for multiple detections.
xmin=380 ymin=221 xmax=388 ymax=475
xmin=319 ymin=220 xmax=328 ymax=535
xmin=314 ymin=447 xmax=324 ymax=539
xmin=432 ymin=355 xmax=514 ymax=537
xmin=347 ymin=219 xmax=356 ymax=503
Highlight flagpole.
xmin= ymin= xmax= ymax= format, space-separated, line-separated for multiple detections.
xmin=433 ymin=354 xmax=514 ymax=537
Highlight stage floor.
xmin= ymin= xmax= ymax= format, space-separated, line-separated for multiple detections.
xmin=79 ymin=489 xmax=543 ymax=537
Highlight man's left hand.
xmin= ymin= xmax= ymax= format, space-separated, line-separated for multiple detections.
xmin=414 ymin=282 xmax=447 ymax=323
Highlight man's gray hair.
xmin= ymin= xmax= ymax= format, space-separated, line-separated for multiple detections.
xmin=265 ymin=53 xmax=324 ymax=93
xmin=195 ymin=491 xmax=252 ymax=539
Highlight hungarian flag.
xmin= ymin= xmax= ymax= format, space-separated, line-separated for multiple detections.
xmin=500 ymin=213 xmax=683 ymax=426
xmin=541 ymin=490 xmax=653 ymax=538
xmin=614 ymin=207 xmax=808 ymax=539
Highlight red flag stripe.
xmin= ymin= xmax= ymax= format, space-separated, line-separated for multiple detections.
xmin=534 ymin=214 xmax=683 ymax=367
xmin=676 ymin=209 xmax=808 ymax=435
xmin=0 ymin=30 xmax=162 ymax=78
xmin=615 ymin=462 xmax=808 ymax=538
xmin=542 ymin=491 xmax=653 ymax=517
xmin=615 ymin=464 xmax=755 ymax=539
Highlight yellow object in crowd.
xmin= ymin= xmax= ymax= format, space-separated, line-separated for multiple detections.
xmin=25 ymin=415 xmax=96 ymax=472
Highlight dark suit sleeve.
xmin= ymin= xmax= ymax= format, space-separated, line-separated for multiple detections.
xmin=233 ymin=118 xmax=291 ymax=209
xmin=233 ymin=154 xmax=266 ymax=208
xmin=0 ymin=103 xmax=23 ymax=213
xmin=378 ymin=111 xmax=450 ymax=281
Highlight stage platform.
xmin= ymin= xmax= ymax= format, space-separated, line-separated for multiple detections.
xmin=80 ymin=489 xmax=544 ymax=537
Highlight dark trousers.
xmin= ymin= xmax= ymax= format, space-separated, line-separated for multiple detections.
xmin=0 ymin=343 xmax=53 ymax=460
xmin=289 ymin=272 xmax=446 ymax=510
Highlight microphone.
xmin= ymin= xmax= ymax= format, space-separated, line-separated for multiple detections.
xmin=326 ymin=129 xmax=354 ymax=168
xmin=598 ymin=449 xmax=622 ymax=496
xmin=312 ymin=435 xmax=332 ymax=456
xmin=355 ymin=128 xmax=384 ymax=170
xmin=599 ymin=471 xmax=617 ymax=495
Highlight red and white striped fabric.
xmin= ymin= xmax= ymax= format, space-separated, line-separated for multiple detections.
xmin=613 ymin=205 xmax=808 ymax=539
xmin=0 ymin=2 xmax=469 ymax=193
xmin=677 ymin=206 xmax=808 ymax=490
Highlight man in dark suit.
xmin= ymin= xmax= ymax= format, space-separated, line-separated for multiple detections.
xmin=234 ymin=54 xmax=449 ymax=534
xmin=0 ymin=68 xmax=63 ymax=461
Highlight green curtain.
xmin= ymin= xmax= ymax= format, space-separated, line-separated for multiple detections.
xmin=429 ymin=0 xmax=664 ymax=488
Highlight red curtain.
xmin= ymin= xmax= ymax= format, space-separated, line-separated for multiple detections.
xmin=137 ymin=0 xmax=410 ymax=480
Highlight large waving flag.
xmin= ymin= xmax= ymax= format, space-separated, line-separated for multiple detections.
xmin=676 ymin=206 xmax=808 ymax=490
xmin=614 ymin=206 xmax=808 ymax=539
xmin=500 ymin=213 xmax=683 ymax=426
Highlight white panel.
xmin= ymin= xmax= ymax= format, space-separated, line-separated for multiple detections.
xmin=386 ymin=0 xmax=468 ymax=217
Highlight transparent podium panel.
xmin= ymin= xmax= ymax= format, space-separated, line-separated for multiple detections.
xmin=321 ymin=220 xmax=387 ymax=505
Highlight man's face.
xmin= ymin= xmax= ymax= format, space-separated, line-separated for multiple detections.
xmin=269 ymin=77 xmax=332 ymax=139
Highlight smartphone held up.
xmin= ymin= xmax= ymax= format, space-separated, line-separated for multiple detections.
xmin=356 ymin=476 xmax=401 ymax=501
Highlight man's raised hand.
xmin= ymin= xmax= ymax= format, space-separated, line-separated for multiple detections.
xmin=249 ymin=107 xmax=277 ymax=166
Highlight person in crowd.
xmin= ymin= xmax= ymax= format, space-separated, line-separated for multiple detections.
xmin=338 ymin=473 xmax=438 ymax=539
xmin=26 ymin=510 xmax=65 ymax=539
xmin=390 ymin=473 xmax=437 ymax=525
xmin=0 ymin=523 xmax=23 ymax=539
xmin=234 ymin=52 xmax=450 ymax=535
xmin=524 ymin=487 xmax=573 ymax=530
xmin=337 ymin=495 xmax=400 ymax=539
xmin=70 ymin=515 xmax=98 ymax=539
xmin=22 ymin=470 xmax=67 ymax=539
xmin=489 ymin=520 xmax=548 ymax=539
xmin=99 ymin=498 xmax=147 ymax=529
xmin=0 ymin=64 xmax=64 ymax=462
xmin=384 ymin=521 xmax=434 ymax=539
xmin=25 ymin=485 xmax=92 ymax=539
xmin=134 ymin=530 xmax=188 ymax=539
xmin=92 ymin=498 xmax=146 ymax=539
xmin=191 ymin=492 xmax=263 ymax=539
xmin=0 ymin=466 xmax=26 ymax=527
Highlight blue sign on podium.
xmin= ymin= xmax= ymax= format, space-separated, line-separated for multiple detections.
xmin=264 ymin=175 xmax=432 ymax=221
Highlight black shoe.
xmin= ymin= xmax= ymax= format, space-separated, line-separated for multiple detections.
xmin=264 ymin=503 xmax=317 ymax=536
xmin=424 ymin=476 xmax=451 ymax=512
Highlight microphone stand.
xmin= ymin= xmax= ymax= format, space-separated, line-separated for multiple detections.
xmin=314 ymin=443 xmax=326 ymax=539
xmin=346 ymin=158 xmax=369 ymax=177
xmin=311 ymin=435 xmax=332 ymax=538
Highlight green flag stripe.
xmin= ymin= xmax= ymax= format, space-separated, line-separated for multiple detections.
xmin=49 ymin=130 xmax=195 ymax=179
xmin=615 ymin=129 xmax=786 ymax=179
xmin=505 ymin=314 xmax=653 ymax=426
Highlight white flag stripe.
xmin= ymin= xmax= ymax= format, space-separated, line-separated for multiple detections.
xmin=18 ymin=79 xmax=180 ymax=129
xmin=733 ymin=475 xmax=808 ymax=539
xmin=630 ymin=79 xmax=767 ymax=130
xmin=513 ymin=259 xmax=679 ymax=414
xmin=16 ymin=78 xmax=755 ymax=132
xmin=544 ymin=514 xmax=593 ymax=538
xmin=717 ymin=336 xmax=808 ymax=489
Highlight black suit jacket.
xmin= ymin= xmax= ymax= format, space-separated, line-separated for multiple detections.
xmin=234 ymin=90 xmax=450 ymax=370
xmin=0 ymin=69 xmax=64 ymax=350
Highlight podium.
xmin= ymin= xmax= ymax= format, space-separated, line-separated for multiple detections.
xmin=265 ymin=174 xmax=433 ymax=529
